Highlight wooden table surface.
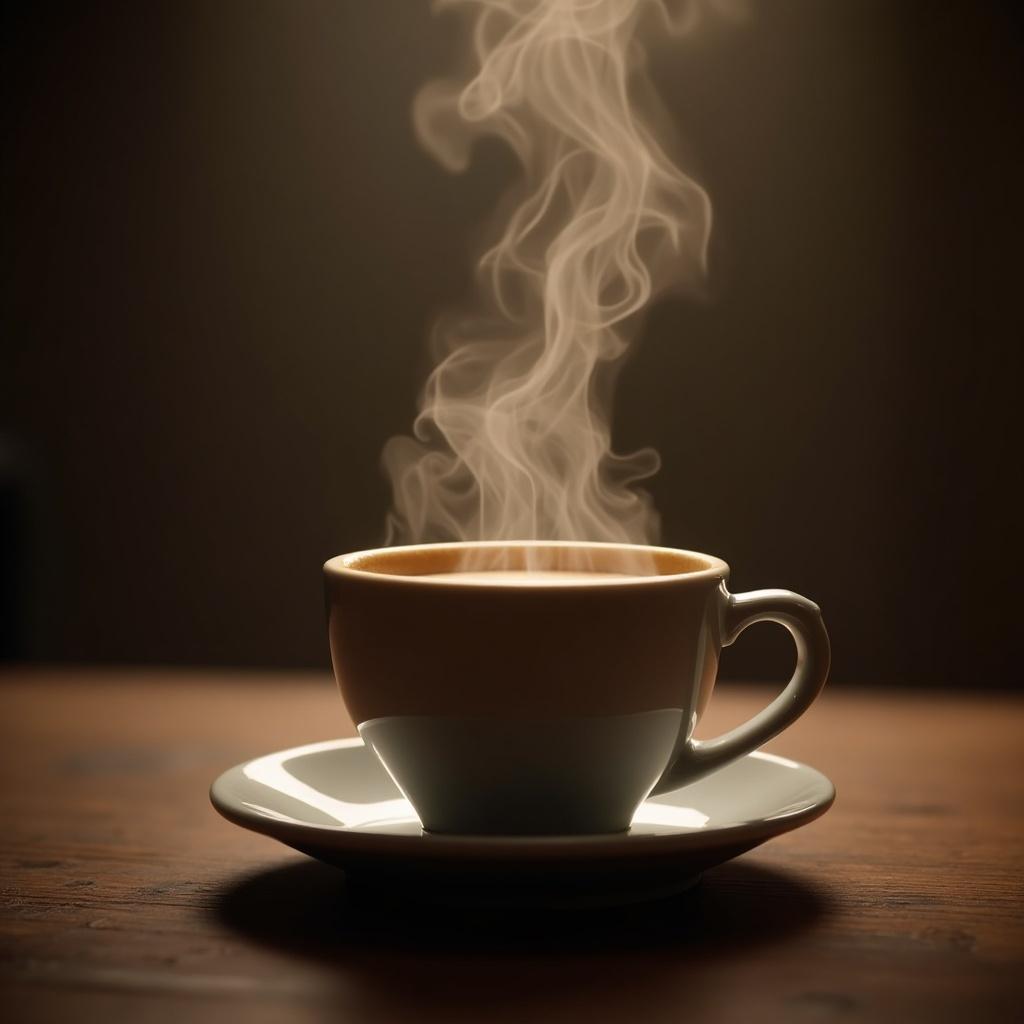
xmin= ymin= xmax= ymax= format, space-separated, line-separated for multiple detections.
xmin=1 ymin=669 xmax=1022 ymax=1023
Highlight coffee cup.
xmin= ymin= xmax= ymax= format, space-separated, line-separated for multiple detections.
xmin=323 ymin=541 xmax=829 ymax=835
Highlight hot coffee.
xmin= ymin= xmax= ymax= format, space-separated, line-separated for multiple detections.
xmin=422 ymin=571 xmax=646 ymax=584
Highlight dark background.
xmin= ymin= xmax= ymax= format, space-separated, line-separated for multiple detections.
xmin=2 ymin=0 xmax=1021 ymax=685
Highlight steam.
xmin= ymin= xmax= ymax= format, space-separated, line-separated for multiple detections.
xmin=384 ymin=0 xmax=727 ymax=562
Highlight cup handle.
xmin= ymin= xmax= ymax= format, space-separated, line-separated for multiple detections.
xmin=650 ymin=589 xmax=830 ymax=795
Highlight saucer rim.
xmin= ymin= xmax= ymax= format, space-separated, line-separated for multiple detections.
xmin=210 ymin=738 xmax=835 ymax=864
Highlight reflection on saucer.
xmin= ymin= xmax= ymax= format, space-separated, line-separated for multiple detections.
xmin=244 ymin=745 xmax=416 ymax=828
xmin=631 ymin=803 xmax=709 ymax=829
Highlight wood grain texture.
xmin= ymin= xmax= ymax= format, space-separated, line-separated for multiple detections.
xmin=1 ymin=669 xmax=1022 ymax=1023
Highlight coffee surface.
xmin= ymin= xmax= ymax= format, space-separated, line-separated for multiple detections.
xmin=420 ymin=570 xmax=647 ymax=585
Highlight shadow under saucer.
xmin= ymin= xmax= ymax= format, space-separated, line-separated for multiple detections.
xmin=212 ymin=855 xmax=831 ymax=957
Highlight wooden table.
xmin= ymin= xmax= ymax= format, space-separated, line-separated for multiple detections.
xmin=1 ymin=669 xmax=1021 ymax=1023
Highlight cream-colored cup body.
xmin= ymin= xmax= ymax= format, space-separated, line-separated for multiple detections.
xmin=324 ymin=541 xmax=829 ymax=835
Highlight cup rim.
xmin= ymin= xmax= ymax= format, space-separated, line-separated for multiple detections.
xmin=324 ymin=541 xmax=729 ymax=587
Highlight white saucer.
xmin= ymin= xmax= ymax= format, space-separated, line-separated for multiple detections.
xmin=211 ymin=739 xmax=834 ymax=906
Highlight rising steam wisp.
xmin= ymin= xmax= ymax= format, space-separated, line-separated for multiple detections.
xmin=384 ymin=0 xmax=720 ymax=568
